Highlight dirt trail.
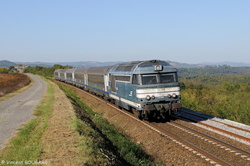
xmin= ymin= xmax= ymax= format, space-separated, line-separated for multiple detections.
xmin=0 ymin=74 xmax=46 ymax=149
xmin=40 ymin=82 xmax=83 ymax=166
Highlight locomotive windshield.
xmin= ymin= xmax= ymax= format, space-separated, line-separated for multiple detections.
xmin=160 ymin=73 xmax=176 ymax=83
xmin=141 ymin=75 xmax=157 ymax=85
xmin=141 ymin=73 xmax=177 ymax=85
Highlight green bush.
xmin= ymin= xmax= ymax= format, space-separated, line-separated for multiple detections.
xmin=180 ymin=74 xmax=250 ymax=125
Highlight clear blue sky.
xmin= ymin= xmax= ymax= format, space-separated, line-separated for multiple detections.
xmin=0 ymin=0 xmax=249 ymax=64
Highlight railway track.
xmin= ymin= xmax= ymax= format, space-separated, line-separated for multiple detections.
xmin=155 ymin=118 xmax=250 ymax=166
xmin=56 ymin=81 xmax=250 ymax=165
xmin=181 ymin=108 xmax=250 ymax=133
xmin=178 ymin=109 xmax=250 ymax=146
xmin=107 ymin=106 xmax=237 ymax=165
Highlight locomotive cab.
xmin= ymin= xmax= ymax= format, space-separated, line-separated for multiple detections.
xmin=134 ymin=71 xmax=182 ymax=119
xmin=108 ymin=60 xmax=182 ymax=120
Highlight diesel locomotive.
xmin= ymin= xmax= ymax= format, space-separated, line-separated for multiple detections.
xmin=54 ymin=60 xmax=182 ymax=120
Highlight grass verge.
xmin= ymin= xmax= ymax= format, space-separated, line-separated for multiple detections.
xmin=58 ymin=83 xmax=156 ymax=166
xmin=0 ymin=80 xmax=54 ymax=164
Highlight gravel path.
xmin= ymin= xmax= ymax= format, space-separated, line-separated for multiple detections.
xmin=0 ymin=74 xmax=47 ymax=149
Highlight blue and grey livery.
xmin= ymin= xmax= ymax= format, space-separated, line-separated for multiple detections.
xmin=54 ymin=60 xmax=182 ymax=120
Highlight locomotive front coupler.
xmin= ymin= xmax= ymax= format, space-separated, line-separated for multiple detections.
xmin=142 ymin=103 xmax=171 ymax=118
xmin=142 ymin=103 xmax=155 ymax=111
xmin=141 ymin=103 xmax=155 ymax=120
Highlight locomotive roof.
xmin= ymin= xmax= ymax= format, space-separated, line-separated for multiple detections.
xmin=110 ymin=60 xmax=174 ymax=73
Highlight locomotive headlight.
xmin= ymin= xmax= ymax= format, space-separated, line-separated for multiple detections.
xmin=154 ymin=65 xmax=163 ymax=71
xmin=172 ymin=93 xmax=177 ymax=98
xmin=167 ymin=94 xmax=172 ymax=98
xmin=151 ymin=95 xmax=155 ymax=99
xmin=146 ymin=95 xmax=151 ymax=100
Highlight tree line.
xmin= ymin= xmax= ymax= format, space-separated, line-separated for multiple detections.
xmin=178 ymin=65 xmax=250 ymax=76
xmin=23 ymin=64 xmax=72 ymax=78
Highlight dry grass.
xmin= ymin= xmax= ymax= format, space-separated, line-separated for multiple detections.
xmin=40 ymin=82 xmax=84 ymax=166
xmin=0 ymin=73 xmax=31 ymax=97
xmin=0 ymin=78 xmax=33 ymax=102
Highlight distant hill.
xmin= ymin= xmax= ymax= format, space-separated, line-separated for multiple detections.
xmin=178 ymin=65 xmax=250 ymax=76
xmin=11 ymin=60 xmax=250 ymax=68
xmin=0 ymin=60 xmax=17 ymax=67
xmin=58 ymin=61 xmax=123 ymax=67
xmin=201 ymin=61 xmax=250 ymax=67
xmin=167 ymin=61 xmax=204 ymax=68
xmin=15 ymin=60 xmax=203 ymax=68
xmin=14 ymin=61 xmax=122 ymax=68
xmin=58 ymin=61 xmax=203 ymax=68
xmin=14 ymin=62 xmax=54 ymax=67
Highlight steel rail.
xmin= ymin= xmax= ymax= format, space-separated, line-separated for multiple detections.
xmin=177 ymin=112 xmax=250 ymax=144
xmin=171 ymin=115 xmax=250 ymax=157
xmin=181 ymin=108 xmax=250 ymax=133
